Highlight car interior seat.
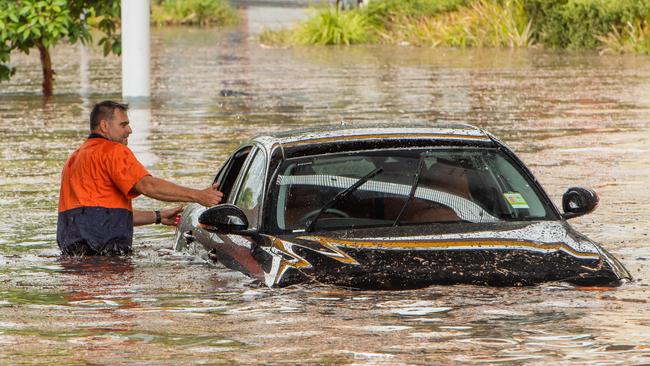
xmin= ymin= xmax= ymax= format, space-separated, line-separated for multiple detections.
xmin=396 ymin=160 xmax=472 ymax=223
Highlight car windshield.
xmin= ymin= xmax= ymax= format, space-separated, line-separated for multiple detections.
xmin=272 ymin=147 xmax=556 ymax=232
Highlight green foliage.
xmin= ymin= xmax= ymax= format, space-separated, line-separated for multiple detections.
xmin=151 ymin=0 xmax=238 ymax=26
xmin=259 ymin=0 xmax=465 ymax=47
xmin=293 ymin=7 xmax=374 ymax=45
xmin=365 ymin=0 xmax=466 ymax=24
xmin=85 ymin=2 xmax=121 ymax=56
xmin=523 ymin=0 xmax=650 ymax=49
xmin=0 ymin=50 xmax=15 ymax=82
xmin=457 ymin=0 xmax=533 ymax=47
xmin=0 ymin=22 xmax=14 ymax=81
xmin=598 ymin=20 xmax=650 ymax=54
xmin=0 ymin=0 xmax=120 ymax=88
xmin=260 ymin=0 xmax=527 ymax=48
xmin=258 ymin=0 xmax=650 ymax=52
xmin=1 ymin=0 xmax=79 ymax=51
xmin=259 ymin=27 xmax=293 ymax=46
xmin=386 ymin=0 xmax=533 ymax=47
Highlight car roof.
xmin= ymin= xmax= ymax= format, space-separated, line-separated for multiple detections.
xmin=250 ymin=122 xmax=494 ymax=152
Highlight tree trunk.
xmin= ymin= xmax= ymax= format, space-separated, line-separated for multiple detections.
xmin=36 ymin=42 xmax=54 ymax=97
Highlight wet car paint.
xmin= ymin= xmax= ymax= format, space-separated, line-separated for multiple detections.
xmin=174 ymin=125 xmax=631 ymax=288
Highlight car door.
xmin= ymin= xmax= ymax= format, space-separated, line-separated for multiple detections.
xmin=210 ymin=146 xmax=268 ymax=281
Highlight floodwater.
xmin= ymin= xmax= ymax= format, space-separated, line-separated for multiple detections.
xmin=2 ymin=8 xmax=650 ymax=365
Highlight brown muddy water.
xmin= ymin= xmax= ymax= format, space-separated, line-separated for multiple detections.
xmin=2 ymin=15 xmax=650 ymax=365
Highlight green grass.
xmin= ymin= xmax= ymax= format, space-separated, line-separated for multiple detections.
xmin=260 ymin=0 xmax=531 ymax=48
xmin=294 ymin=7 xmax=375 ymax=45
xmin=365 ymin=0 xmax=467 ymax=25
xmin=259 ymin=0 xmax=461 ymax=47
xmin=260 ymin=7 xmax=375 ymax=46
xmin=524 ymin=0 xmax=650 ymax=49
xmin=258 ymin=0 xmax=650 ymax=53
xmin=259 ymin=27 xmax=294 ymax=46
xmin=151 ymin=0 xmax=238 ymax=26
xmin=385 ymin=0 xmax=533 ymax=48
xmin=598 ymin=20 xmax=650 ymax=55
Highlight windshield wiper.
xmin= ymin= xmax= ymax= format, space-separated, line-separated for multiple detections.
xmin=393 ymin=153 xmax=426 ymax=227
xmin=305 ymin=167 xmax=383 ymax=232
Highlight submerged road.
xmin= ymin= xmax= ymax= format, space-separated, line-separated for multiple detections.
xmin=0 ymin=5 xmax=649 ymax=365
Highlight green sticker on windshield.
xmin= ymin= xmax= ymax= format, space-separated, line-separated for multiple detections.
xmin=503 ymin=192 xmax=529 ymax=209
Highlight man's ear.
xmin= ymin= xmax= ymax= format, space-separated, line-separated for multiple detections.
xmin=98 ymin=119 xmax=109 ymax=132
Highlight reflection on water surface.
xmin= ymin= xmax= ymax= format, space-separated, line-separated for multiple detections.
xmin=1 ymin=13 xmax=650 ymax=365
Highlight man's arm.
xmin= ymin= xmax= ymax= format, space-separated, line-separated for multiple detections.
xmin=133 ymin=206 xmax=184 ymax=227
xmin=134 ymin=176 xmax=223 ymax=207
xmin=133 ymin=210 xmax=156 ymax=226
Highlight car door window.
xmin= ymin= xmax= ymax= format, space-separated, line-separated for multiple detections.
xmin=234 ymin=149 xmax=267 ymax=227
xmin=214 ymin=146 xmax=252 ymax=203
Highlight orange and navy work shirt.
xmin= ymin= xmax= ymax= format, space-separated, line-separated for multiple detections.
xmin=56 ymin=134 xmax=150 ymax=253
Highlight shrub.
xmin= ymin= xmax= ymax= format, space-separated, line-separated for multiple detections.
xmin=259 ymin=27 xmax=293 ymax=46
xmin=293 ymin=7 xmax=374 ymax=45
xmin=275 ymin=0 xmax=531 ymax=47
xmin=257 ymin=0 xmax=650 ymax=52
xmin=598 ymin=20 xmax=650 ymax=54
xmin=365 ymin=0 xmax=467 ymax=24
xmin=524 ymin=0 xmax=650 ymax=49
xmin=151 ymin=0 xmax=238 ymax=26
xmin=386 ymin=0 xmax=534 ymax=48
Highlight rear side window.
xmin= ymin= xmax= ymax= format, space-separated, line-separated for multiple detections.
xmin=214 ymin=146 xmax=252 ymax=203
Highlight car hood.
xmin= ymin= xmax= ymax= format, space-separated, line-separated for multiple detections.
xmin=280 ymin=221 xmax=601 ymax=259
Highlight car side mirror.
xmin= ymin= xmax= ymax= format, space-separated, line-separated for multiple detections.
xmin=198 ymin=204 xmax=249 ymax=233
xmin=562 ymin=187 xmax=599 ymax=220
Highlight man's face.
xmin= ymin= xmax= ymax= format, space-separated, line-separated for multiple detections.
xmin=102 ymin=109 xmax=132 ymax=145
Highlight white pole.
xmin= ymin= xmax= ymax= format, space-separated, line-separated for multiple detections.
xmin=121 ymin=0 xmax=150 ymax=98
xmin=79 ymin=43 xmax=91 ymax=120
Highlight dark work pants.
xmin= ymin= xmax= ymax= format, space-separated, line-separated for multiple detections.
xmin=60 ymin=239 xmax=133 ymax=256
xmin=57 ymin=207 xmax=134 ymax=257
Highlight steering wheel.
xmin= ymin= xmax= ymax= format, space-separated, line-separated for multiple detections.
xmin=298 ymin=208 xmax=350 ymax=225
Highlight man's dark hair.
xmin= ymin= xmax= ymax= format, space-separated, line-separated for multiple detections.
xmin=90 ymin=101 xmax=129 ymax=131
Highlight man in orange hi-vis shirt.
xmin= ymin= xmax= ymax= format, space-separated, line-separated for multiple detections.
xmin=57 ymin=101 xmax=223 ymax=256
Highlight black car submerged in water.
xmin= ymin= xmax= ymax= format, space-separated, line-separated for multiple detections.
xmin=174 ymin=123 xmax=631 ymax=289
